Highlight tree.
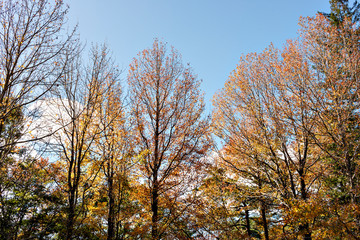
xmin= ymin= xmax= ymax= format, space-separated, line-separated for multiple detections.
xmin=320 ymin=0 xmax=360 ymax=25
xmin=44 ymin=44 xmax=115 ymax=240
xmin=299 ymin=13 xmax=360 ymax=238
xmin=128 ymin=39 xmax=210 ymax=239
xmin=0 ymin=156 xmax=63 ymax=240
xmin=88 ymin=45 xmax=139 ymax=240
xmin=0 ymin=0 xmax=77 ymax=238
xmin=212 ymin=42 xmax=322 ymax=239
xmin=0 ymin=0 xmax=76 ymax=151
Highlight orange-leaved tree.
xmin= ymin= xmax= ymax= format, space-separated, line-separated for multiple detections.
xmin=212 ymin=41 xmax=322 ymax=239
xmin=128 ymin=39 xmax=211 ymax=239
xmin=299 ymin=13 xmax=360 ymax=238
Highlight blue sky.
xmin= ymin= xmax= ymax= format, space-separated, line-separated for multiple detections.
xmin=64 ymin=0 xmax=330 ymax=111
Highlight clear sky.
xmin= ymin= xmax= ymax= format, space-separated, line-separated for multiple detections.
xmin=64 ymin=0 xmax=331 ymax=111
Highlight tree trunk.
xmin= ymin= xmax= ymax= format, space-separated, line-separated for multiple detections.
xmin=66 ymin=194 xmax=75 ymax=240
xmin=107 ymin=172 xmax=115 ymax=240
xmin=300 ymin=170 xmax=311 ymax=240
xmin=260 ymin=201 xmax=269 ymax=240
xmin=300 ymin=223 xmax=311 ymax=240
xmin=151 ymin=180 xmax=159 ymax=240
xmin=245 ymin=209 xmax=251 ymax=237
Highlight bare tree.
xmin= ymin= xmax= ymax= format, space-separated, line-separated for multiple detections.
xmin=0 ymin=1 xmax=77 ymax=238
xmin=46 ymin=44 xmax=113 ymax=240
xmin=0 ymin=0 xmax=77 ymax=152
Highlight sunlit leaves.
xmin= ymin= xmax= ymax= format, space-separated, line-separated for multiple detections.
xmin=128 ymin=39 xmax=211 ymax=239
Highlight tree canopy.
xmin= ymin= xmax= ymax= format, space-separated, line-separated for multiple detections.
xmin=0 ymin=0 xmax=359 ymax=239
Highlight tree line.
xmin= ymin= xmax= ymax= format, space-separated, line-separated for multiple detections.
xmin=0 ymin=0 xmax=359 ymax=239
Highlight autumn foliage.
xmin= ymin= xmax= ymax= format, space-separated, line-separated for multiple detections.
xmin=212 ymin=13 xmax=360 ymax=240
xmin=0 ymin=0 xmax=360 ymax=239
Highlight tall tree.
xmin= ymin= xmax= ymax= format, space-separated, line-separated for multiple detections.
xmin=45 ymin=44 xmax=114 ymax=239
xmin=128 ymin=39 xmax=210 ymax=239
xmin=90 ymin=45 xmax=138 ymax=240
xmin=0 ymin=1 xmax=76 ymax=238
xmin=212 ymin=42 xmax=322 ymax=240
xmin=0 ymin=0 xmax=76 ymax=151
xmin=300 ymin=13 xmax=360 ymax=238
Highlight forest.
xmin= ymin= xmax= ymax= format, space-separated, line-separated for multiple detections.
xmin=0 ymin=0 xmax=360 ymax=239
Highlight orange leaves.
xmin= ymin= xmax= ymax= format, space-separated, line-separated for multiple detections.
xmin=211 ymin=9 xmax=360 ymax=239
xmin=127 ymin=39 xmax=210 ymax=238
